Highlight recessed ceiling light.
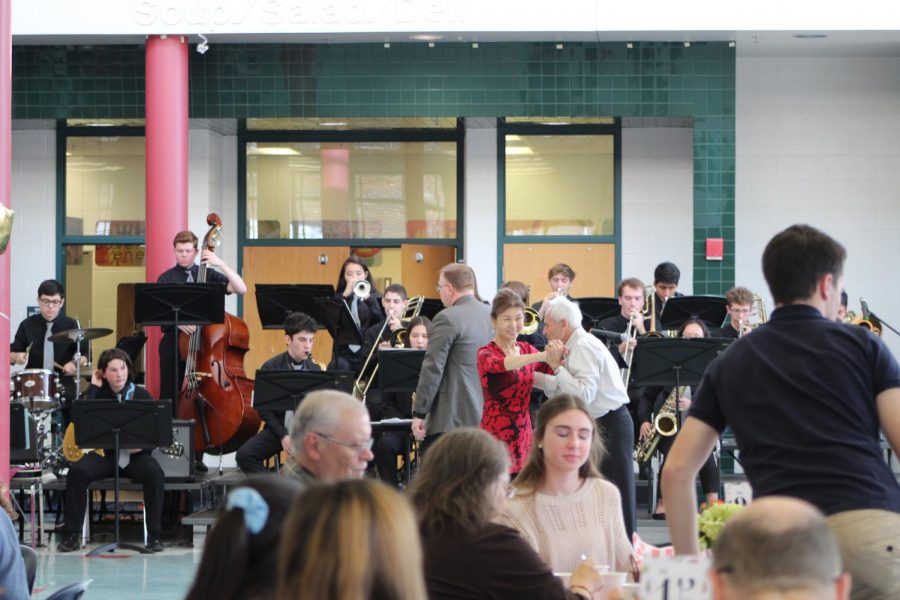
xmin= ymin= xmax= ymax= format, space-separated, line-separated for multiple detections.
xmin=319 ymin=121 xmax=348 ymax=127
xmin=248 ymin=147 xmax=300 ymax=156
xmin=505 ymin=146 xmax=533 ymax=155
xmin=383 ymin=42 xmax=390 ymax=48
xmin=683 ymin=41 xmax=691 ymax=48
xmin=794 ymin=34 xmax=827 ymax=39
xmin=556 ymin=43 xmax=564 ymax=50
xmin=626 ymin=42 xmax=634 ymax=49
xmin=411 ymin=34 xmax=442 ymax=41
xmin=472 ymin=42 xmax=479 ymax=49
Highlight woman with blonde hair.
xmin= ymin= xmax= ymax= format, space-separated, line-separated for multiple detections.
xmin=277 ymin=479 xmax=426 ymax=600
xmin=499 ymin=394 xmax=634 ymax=575
xmin=409 ymin=427 xmax=602 ymax=600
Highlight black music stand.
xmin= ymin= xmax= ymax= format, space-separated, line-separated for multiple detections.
xmin=577 ymin=297 xmax=621 ymax=330
xmin=376 ymin=348 xmax=425 ymax=484
xmin=134 ymin=283 xmax=226 ymax=413
xmin=255 ymin=284 xmax=334 ymax=329
xmin=418 ymin=298 xmax=445 ymax=321
xmin=379 ymin=349 xmax=426 ymax=394
xmin=660 ymin=296 xmax=728 ymax=332
xmin=629 ymin=338 xmax=732 ymax=426
xmin=73 ymin=400 xmax=173 ymax=556
xmin=253 ymin=370 xmax=355 ymax=413
xmin=314 ymin=297 xmax=364 ymax=364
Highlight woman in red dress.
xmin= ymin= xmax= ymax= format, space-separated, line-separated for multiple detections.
xmin=478 ymin=289 xmax=564 ymax=474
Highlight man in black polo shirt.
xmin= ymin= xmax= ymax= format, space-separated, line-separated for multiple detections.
xmin=662 ymin=224 xmax=900 ymax=600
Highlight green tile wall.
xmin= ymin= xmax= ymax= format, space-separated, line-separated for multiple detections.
xmin=12 ymin=41 xmax=734 ymax=294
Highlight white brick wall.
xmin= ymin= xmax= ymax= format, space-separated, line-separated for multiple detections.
xmin=621 ymin=127 xmax=694 ymax=293
xmin=736 ymin=56 xmax=900 ymax=357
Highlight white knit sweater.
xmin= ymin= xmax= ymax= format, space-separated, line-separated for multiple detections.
xmin=498 ymin=477 xmax=634 ymax=574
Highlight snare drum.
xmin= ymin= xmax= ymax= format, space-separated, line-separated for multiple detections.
xmin=14 ymin=369 xmax=60 ymax=411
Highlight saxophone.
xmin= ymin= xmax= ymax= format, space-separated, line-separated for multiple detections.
xmin=634 ymin=386 xmax=682 ymax=466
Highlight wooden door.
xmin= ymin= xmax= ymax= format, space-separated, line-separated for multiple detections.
xmin=502 ymin=243 xmax=617 ymax=303
xmin=242 ymin=246 xmax=350 ymax=373
xmin=400 ymin=244 xmax=457 ymax=297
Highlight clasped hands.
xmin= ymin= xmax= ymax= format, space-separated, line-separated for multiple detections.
xmin=544 ymin=339 xmax=567 ymax=370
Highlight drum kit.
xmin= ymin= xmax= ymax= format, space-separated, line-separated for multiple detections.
xmin=10 ymin=326 xmax=112 ymax=476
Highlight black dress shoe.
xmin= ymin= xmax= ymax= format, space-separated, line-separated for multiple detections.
xmin=57 ymin=533 xmax=80 ymax=553
xmin=651 ymin=512 xmax=667 ymax=521
xmin=194 ymin=459 xmax=208 ymax=473
xmin=146 ymin=538 xmax=164 ymax=553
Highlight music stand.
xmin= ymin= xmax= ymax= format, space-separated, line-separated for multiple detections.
xmin=133 ymin=283 xmax=226 ymax=410
xmin=629 ymin=337 xmax=732 ymax=427
xmin=660 ymin=296 xmax=728 ymax=332
xmin=577 ymin=297 xmax=621 ymax=330
xmin=255 ymin=284 xmax=334 ymax=329
xmin=72 ymin=400 xmax=173 ymax=556
xmin=378 ymin=349 xmax=425 ymax=394
xmin=314 ymin=297 xmax=365 ymax=364
xmin=418 ymin=298 xmax=445 ymax=321
xmin=253 ymin=370 xmax=355 ymax=413
xmin=377 ymin=348 xmax=425 ymax=483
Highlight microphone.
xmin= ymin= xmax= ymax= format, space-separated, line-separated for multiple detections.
xmin=860 ymin=298 xmax=871 ymax=320
xmin=590 ymin=328 xmax=628 ymax=343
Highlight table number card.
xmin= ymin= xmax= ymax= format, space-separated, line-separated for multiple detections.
xmin=639 ymin=555 xmax=712 ymax=600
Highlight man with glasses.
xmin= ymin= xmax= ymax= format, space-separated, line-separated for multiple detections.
xmin=283 ymin=390 xmax=374 ymax=487
xmin=411 ymin=263 xmax=493 ymax=451
xmin=10 ymin=279 xmax=88 ymax=410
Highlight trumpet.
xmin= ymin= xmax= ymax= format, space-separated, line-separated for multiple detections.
xmin=634 ymin=386 xmax=682 ymax=466
xmin=522 ymin=307 xmax=540 ymax=336
xmin=352 ymin=280 xmax=371 ymax=299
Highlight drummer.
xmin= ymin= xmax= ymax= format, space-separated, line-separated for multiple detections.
xmin=9 ymin=279 xmax=89 ymax=410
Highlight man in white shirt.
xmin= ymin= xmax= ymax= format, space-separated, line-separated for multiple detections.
xmin=534 ymin=296 xmax=636 ymax=539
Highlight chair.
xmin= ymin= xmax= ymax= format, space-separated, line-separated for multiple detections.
xmin=45 ymin=579 xmax=93 ymax=600
xmin=19 ymin=544 xmax=37 ymax=594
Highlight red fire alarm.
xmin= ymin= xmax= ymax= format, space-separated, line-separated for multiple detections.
xmin=706 ymin=238 xmax=724 ymax=261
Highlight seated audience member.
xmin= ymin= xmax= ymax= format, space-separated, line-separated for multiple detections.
xmin=57 ymin=348 xmax=166 ymax=553
xmin=282 ymin=390 xmax=374 ymax=488
xmin=373 ymin=315 xmax=431 ymax=488
xmin=711 ymin=497 xmax=851 ymax=600
xmin=185 ymin=476 xmax=304 ymax=600
xmin=277 ymin=479 xmax=426 ymax=600
xmin=408 ymin=427 xmax=603 ymax=600
xmin=500 ymin=394 xmax=633 ymax=575
xmin=0 ymin=482 xmax=29 ymax=600
xmin=236 ymin=311 xmax=320 ymax=474
xmin=715 ymin=286 xmax=754 ymax=338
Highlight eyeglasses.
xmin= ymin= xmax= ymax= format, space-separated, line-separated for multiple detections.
xmin=39 ymin=298 xmax=62 ymax=307
xmin=313 ymin=432 xmax=374 ymax=454
xmin=435 ymin=284 xmax=450 ymax=294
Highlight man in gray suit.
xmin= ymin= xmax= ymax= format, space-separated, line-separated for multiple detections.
xmin=411 ymin=263 xmax=493 ymax=450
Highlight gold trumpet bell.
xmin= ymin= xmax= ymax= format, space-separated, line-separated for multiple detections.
xmin=0 ymin=204 xmax=13 ymax=254
xmin=522 ymin=307 xmax=540 ymax=336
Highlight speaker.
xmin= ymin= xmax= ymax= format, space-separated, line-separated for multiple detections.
xmin=152 ymin=419 xmax=195 ymax=481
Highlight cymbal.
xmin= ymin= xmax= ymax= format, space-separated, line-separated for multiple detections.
xmin=48 ymin=327 xmax=113 ymax=343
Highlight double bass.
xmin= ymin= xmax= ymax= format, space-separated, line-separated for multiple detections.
xmin=178 ymin=214 xmax=260 ymax=454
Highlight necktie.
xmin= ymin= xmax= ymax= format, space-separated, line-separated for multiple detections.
xmin=43 ymin=321 xmax=54 ymax=371
xmin=349 ymin=297 xmax=361 ymax=353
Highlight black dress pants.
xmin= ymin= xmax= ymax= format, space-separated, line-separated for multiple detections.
xmin=596 ymin=405 xmax=636 ymax=540
xmin=236 ymin=429 xmax=282 ymax=474
xmin=373 ymin=432 xmax=408 ymax=488
xmin=64 ymin=451 xmax=165 ymax=538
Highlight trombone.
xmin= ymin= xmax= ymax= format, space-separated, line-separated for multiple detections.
xmin=353 ymin=295 xmax=424 ymax=400
xmin=522 ymin=307 xmax=540 ymax=336
xmin=643 ymin=285 xmax=665 ymax=338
